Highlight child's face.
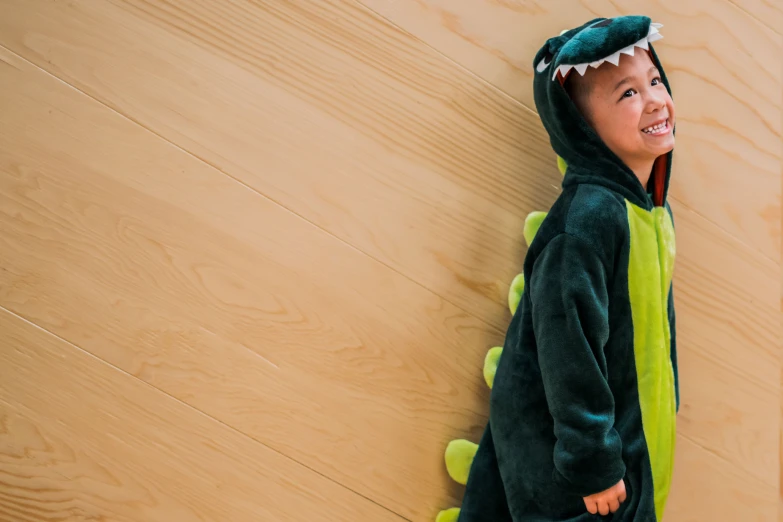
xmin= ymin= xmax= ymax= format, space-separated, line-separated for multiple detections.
xmin=576 ymin=51 xmax=675 ymax=171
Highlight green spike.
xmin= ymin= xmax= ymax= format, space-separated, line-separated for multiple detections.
xmin=508 ymin=273 xmax=525 ymax=315
xmin=436 ymin=507 xmax=461 ymax=522
xmin=445 ymin=439 xmax=478 ymax=485
xmin=483 ymin=346 xmax=503 ymax=389
xmin=557 ymin=155 xmax=568 ymax=176
xmin=524 ymin=211 xmax=547 ymax=247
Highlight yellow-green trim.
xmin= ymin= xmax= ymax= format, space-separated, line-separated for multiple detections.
xmin=625 ymin=201 xmax=677 ymax=521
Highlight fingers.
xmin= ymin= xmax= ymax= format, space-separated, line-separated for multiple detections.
xmin=584 ymin=496 xmax=621 ymax=516
xmin=608 ymin=480 xmax=626 ymax=513
xmin=584 ymin=479 xmax=628 ymax=516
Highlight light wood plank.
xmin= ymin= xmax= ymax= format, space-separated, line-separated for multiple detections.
xmin=727 ymin=0 xmax=783 ymax=33
xmin=0 ymin=308 xmax=406 ymax=522
xmin=671 ymin=199 xmax=778 ymax=391
xmin=0 ymin=0 xmax=558 ymax=331
xmin=676 ymin=333 xmax=777 ymax=488
xmin=778 ymin=47 xmax=783 ymax=522
xmin=0 ymin=44 xmax=778 ymax=518
xmin=778 ymin=72 xmax=783 ymax=522
xmin=668 ymin=435 xmax=777 ymax=522
xmin=356 ymin=0 xmax=782 ymax=260
xmin=0 ymin=46 xmax=497 ymax=521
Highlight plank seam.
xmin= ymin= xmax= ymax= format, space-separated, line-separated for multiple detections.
xmin=0 ymin=42 xmax=509 ymax=338
xmin=725 ymin=0 xmax=783 ymax=36
xmin=0 ymin=305 xmax=413 ymax=522
xmin=680 ymin=431 xmax=777 ymax=489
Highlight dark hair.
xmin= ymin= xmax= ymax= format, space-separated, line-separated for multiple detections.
xmin=564 ymin=72 xmax=593 ymax=120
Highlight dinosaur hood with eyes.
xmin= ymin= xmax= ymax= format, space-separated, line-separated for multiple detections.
xmin=435 ymin=15 xmax=680 ymax=522
xmin=533 ymin=15 xmax=673 ymax=210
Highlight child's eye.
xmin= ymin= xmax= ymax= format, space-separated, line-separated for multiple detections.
xmin=621 ymin=89 xmax=635 ymax=99
xmin=651 ymin=77 xmax=661 ymax=86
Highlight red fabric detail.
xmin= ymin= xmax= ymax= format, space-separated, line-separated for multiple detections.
xmin=652 ymin=155 xmax=666 ymax=207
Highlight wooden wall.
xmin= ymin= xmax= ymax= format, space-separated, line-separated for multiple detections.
xmin=0 ymin=1 xmax=780 ymax=521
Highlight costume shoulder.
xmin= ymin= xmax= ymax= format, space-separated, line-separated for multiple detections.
xmin=547 ymin=183 xmax=628 ymax=270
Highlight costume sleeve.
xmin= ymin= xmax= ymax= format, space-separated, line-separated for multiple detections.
xmin=668 ymin=284 xmax=679 ymax=413
xmin=530 ymin=233 xmax=625 ymax=497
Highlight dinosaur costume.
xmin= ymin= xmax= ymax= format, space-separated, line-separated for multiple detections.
xmin=438 ymin=16 xmax=679 ymax=522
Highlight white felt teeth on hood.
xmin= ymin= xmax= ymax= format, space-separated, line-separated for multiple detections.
xmin=604 ymin=51 xmax=621 ymax=66
xmin=574 ymin=63 xmax=589 ymax=75
xmin=619 ymin=45 xmax=636 ymax=57
xmin=552 ymin=22 xmax=663 ymax=80
xmin=552 ymin=63 xmax=573 ymax=80
xmin=646 ymin=23 xmax=664 ymax=43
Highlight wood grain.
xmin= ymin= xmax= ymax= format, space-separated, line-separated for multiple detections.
xmin=668 ymin=435 xmax=777 ymax=522
xmin=356 ymin=0 xmax=782 ymax=261
xmin=671 ymin=199 xmax=778 ymax=390
xmin=726 ymin=0 xmax=783 ymax=33
xmin=779 ymin=57 xmax=782 ymax=521
xmin=0 ymin=307 xmax=407 ymax=522
xmin=779 ymin=44 xmax=783 ymax=522
xmin=671 ymin=198 xmax=779 ymax=488
xmin=0 ymin=42 xmax=779 ymax=520
xmin=0 ymin=0 xmax=558 ymax=332
xmin=0 ymin=46 xmax=498 ymax=521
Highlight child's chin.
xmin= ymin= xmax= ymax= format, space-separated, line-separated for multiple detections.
xmin=653 ymin=137 xmax=675 ymax=155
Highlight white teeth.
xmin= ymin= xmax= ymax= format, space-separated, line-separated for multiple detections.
xmin=553 ymin=63 xmax=574 ymax=80
xmin=643 ymin=120 xmax=668 ymax=133
xmin=549 ymin=22 xmax=663 ymax=81
xmin=604 ymin=51 xmax=621 ymax=66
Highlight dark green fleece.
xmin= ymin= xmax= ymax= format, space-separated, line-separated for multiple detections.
xmin=457 ymin=15 xmax=678 ymax=522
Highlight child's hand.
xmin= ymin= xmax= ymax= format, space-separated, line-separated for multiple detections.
xmin=582 ymin=479 xmax=626 ymax=516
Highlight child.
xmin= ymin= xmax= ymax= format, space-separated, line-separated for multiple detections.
xmin=442 ymin=15 xmax=679 ymax=522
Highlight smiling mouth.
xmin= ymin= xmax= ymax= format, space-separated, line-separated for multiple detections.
xmin=642 ymin=119 xmax=670 ymax=135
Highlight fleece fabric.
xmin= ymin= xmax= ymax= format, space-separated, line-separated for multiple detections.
xmin=457 ymin=15 xmax=678 ymax=522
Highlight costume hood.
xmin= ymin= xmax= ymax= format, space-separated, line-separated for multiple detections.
xmin=532 ymin=16 xmax=674 ymax=209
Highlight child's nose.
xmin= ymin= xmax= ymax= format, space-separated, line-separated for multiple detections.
xmin=646 ymin=92 xmax=667 ymax=111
